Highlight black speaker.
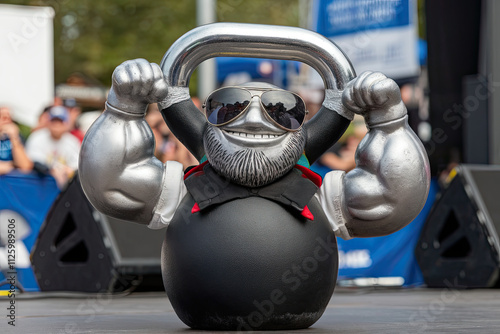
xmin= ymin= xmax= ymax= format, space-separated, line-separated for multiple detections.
xmin=416 ymin=164 xmax=500 ymax=288
xmin=463 ymin=75 xmax=490 ymax=164
xmin=426 ymin=0 xmax=482 ymax=175
xmin=31 ymin=175 xmax=165 ymax=292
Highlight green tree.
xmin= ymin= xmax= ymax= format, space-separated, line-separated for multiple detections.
xmin=4 ymin=0 xmax=300 ymax=95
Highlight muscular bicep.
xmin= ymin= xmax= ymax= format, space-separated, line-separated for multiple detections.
xmin=80 ymin=108 xmax=164 ymax=224
xmin=324 ymin=118 xmax=430 ymax=239
xmin=344 ymin=167 xmax=394 ymax=221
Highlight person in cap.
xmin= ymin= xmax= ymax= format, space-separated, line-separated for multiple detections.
xmin=0 ymin=106 xmax=33 ymax=174
xmin=64 ymin=98 xmax=85 ymax=142
xmin=26 ymin=106 xmax=80 ymax=188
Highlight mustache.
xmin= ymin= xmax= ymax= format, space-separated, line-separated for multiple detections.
xmin=204 ymin=127 xmax=305 ymax=187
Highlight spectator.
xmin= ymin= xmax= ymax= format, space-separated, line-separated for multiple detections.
xmin=145 ymin=102 xmax=198 ymax=168
xmin=30 ymin=97 xmax=82 ymax=136
xmin=64 ymin=98 xmax=85 ymax=142
xmin=163 ymin=134 xmax=199 ymax=169
xmin=145 ymin=103 xmax=170 ymax=162
xmin=30 ymin=106 xmax=51 ymax=133
xmin=318 ymin=115 xmax=367 ymax=172
xmin=26 ymin=106 xmax=80 ymax=188
xmin=0 ymin=106 xmax=33 ymax=174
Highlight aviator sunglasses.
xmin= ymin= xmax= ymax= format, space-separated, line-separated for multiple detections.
xmin=202 ymin=86 xmax=308 ymax=131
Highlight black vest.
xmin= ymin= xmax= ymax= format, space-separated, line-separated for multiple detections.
xmin=184 ymin=162 xmax=321 ymax=219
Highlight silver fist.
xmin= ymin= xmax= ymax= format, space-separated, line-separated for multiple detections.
xmin=343 ymin=71 xmax=405 ymax=125
xmin=107 ymin=58 xmax=169 ymax=114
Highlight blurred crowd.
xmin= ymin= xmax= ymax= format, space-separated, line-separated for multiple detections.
xmin=0 ymin=98 xmax=198 ymax=190
xmin=1 ymin=87 xmax=388 ymax=190
xmin=1 ymin=99 xmax=86 ymax=189
xmin=145 ymin=101 xmax=199 ymax=170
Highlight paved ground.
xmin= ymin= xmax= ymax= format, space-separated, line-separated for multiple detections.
xmin=1 ymin=287 xmax=499 ymax=333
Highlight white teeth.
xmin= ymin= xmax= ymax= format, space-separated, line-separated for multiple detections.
xmin=226 ymin=131 xmax=279 ymax=139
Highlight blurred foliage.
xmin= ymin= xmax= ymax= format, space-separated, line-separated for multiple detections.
xmin=3 ymin=0 xmax=426 ymax=94
xmin=417 ymin=0 xmax=426 ymax=39
xmin=3 ymin=0 xmax=300 ymax=95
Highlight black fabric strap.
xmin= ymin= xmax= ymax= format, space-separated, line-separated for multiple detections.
xmin=160 ymin=99 xmax=207 ymax=161
xmin=304 ymin=105 xmax=351 ymax=164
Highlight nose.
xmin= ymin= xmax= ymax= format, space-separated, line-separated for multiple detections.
xmin=242 ymin=96 xmax=267 ymax=127
xmin=226 ymin=96 xmax=283 ymax=134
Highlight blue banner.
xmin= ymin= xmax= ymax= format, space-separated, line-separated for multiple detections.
xmin=311 ymin=0 xmax=419 ymax=80
xmin=314 ymin=0 xmax=411 ymax=37
xmin=0 ymin=171 xmax=59 ymax=292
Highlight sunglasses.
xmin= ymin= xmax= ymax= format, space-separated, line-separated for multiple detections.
xmin=203 ymin=86 xmax=308 ymax=131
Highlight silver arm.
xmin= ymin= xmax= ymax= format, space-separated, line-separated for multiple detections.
xmin=79 ymin=59 xmax=170 ymax=225
xmin=320 ymin=71 xmax=431 ymax=239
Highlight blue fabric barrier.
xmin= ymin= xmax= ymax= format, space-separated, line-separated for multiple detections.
xmin=0 ymin=171 xmax=60 ymax=292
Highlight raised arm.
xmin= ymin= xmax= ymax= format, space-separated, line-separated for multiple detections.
xmin=2 ymin=123 xmax=33 ymax=172
xmin=158 ymin=93 xmax=207 ymax=161
xmin=319 ymin=71 xmax=431 ymax=239
xmin=79 ymin=59 xmax=185 ymax=228
xmin=304 ymin=104 xmax=351 ymax=164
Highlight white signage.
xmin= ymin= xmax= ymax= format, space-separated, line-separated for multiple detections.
xmin=0 ymin=4 xmax=54 ymax=127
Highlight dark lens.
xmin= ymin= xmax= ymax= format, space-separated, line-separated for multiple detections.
xmin=261 ymin=91 xmax=306 ymax=130
xmin=205 ymin=88 xmax=251 ymax=125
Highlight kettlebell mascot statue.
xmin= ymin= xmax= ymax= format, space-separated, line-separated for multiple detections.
xmin=79 ymin=23 xmax=430 ymax=331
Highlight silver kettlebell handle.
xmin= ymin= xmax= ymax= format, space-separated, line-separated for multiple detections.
xmin=160 ymin=22 xmax=356 ymax=90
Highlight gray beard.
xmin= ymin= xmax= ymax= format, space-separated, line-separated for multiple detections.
xmin=203 ymin=126 xmax=306 ymax=187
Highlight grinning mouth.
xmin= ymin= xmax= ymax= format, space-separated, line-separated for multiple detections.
xmin=224 ymin=130 xmax=283 ymax=139
xmin=204 ymin=125 xmax=306 ymax=187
